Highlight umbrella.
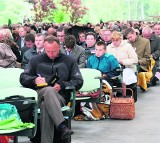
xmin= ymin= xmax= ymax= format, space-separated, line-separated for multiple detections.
xmin=67 ymin=25 xmax=95 ymax=39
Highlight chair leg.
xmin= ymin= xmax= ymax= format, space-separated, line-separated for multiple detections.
xmin=65 ymin=118 xmax=71 ymax=143
xmin=13 ymin=136 xmax=18 ymax=143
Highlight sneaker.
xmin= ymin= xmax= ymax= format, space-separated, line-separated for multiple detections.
xmin=61 ymin=127 xmax=74 ymax=140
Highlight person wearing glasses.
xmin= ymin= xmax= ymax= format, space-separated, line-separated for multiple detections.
xmin=56 ymin=26 xmax=66 ymax=48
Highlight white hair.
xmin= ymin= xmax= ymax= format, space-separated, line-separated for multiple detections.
xmin=0 ymin=29 xmax=7 ymax=37
xmin=142 ymin=26 xmax=153 ymax=34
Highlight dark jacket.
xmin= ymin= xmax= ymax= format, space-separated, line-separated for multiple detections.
xmin=20 ymin=53 xmax=83 ymax=100
xmin=150 ymin=34 xmax=160 ymax=66
xmin=85 ymin=46 xmax=95 ymax=60
xmin=21 ymin=46 xmax=38 ymax=69
xmin=15 ymin=36 xmax=25 ymax=49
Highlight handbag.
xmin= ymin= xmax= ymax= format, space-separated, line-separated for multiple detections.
xmin=110 ymin=88 xmax=135 ymax=120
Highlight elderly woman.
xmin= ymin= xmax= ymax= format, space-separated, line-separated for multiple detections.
xmin=0 ymin=43 xmax=17 ymax=68
xmin=107 ymin=31 xmax=138 ymax=102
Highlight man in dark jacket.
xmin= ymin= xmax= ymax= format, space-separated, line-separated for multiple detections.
xmin=20 ymin=35 xmax=83 ymax=143
xmin=21 ymin=33 xmax=45 ymax=69
xmin=142 ymin=27 xmax=160 ymax=85
xmin=61 ymin=35 xmax=86 ymax=68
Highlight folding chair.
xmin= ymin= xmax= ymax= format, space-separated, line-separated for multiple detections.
xmin=76 ymin=68 xmax=103 ymax=103
xmin=0 ymin=68 xmax=38 ymax=143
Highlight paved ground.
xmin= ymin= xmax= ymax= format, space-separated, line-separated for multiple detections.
xmin=9 ymin=81 xmax=160 ymax=143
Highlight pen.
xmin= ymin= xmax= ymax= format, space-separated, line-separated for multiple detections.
xmin=37 ymin=74 xmax=41 ymax=77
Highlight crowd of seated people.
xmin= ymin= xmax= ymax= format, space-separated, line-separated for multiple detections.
xmin=0 ymin=20 xmax=160 ymax=95
xmin=0 ymin=20 xmax=160 ymax=142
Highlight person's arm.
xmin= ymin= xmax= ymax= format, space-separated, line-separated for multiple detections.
xmin=138 ymin=40 xmax=151 ymax=66
xmin=21 ymin=52 xmax=29 ymax=69
xmin=20 ymin=60 xmax=38 ymax=89
xmin=58 ymin=61 xmax=83 ymax=91
xmin=122 ymin=44 xmax=138 ymax=66
xmin=151 ymin=37 xmax=160 ymax=60
xmin=106 ymin=55 xmax=121 ymax=77
xmin=77 ymin=49 xmax=86 ymax=68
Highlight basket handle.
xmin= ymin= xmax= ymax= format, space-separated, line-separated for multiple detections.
xmin=112 ymin=88 xmax=134 ymax=99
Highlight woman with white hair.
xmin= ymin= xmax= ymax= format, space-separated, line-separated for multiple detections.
xmin=0 ymin=43 xmax=17 ymax=68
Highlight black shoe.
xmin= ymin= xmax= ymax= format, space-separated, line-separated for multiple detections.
xmin=61 ymin=127 xmax=74 ymax=140
xmin=140 ymin=86 xmax=145 ymax=92
xmin=151 ymin=77 xmax=158 ymax=86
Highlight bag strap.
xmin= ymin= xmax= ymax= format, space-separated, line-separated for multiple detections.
xmin=5 ymin=95 xmax=25 ymax=100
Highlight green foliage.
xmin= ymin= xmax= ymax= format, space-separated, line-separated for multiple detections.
xmin=52 ymin=9 xmax=70 ymax=23
xmin=0 ymin=0 xmax=32 ymax=25
xmin=0 ymin=0 xmax=160 ymax=25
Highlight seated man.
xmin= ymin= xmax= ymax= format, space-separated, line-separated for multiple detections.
xmin=101 ymin=29 xmax=112 ymax=46
xmin=87 ymin=41 xmax=121 ymax=86
xmin=85 ymin=32 xmax=97 ymax=60
xmin=21 ymin=33 xmax=35 ymax=58
xmin=20 ymin=35 xmax=83 ymax=143
xmin=123 ymin=28 xmax=151 ymax=73
xmin=21 ymin=33 xmax=45 ymax=69
xmin=142 ymin=27 xmax=160 ymax=85
xmin=123 ymin=28 xmax=151 ymax=91
xmin=61 ymin=34 xmax=86 ymax=68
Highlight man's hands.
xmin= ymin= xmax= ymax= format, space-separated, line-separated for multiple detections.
xmin=35 ymin=77 xmax=61 ymax=92
xmin=35 ymin=77 xmax=46 ymax=85
xmin=118 ymin=61 xmax=123 ymax=65
xmin=53 ymin=83 xmax=61 ymax=92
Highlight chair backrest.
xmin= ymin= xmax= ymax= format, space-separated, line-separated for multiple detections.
xmin=76 ymin=68 xmax=102 ymax=102
xmin=79 ymin=68 xmax=101 ymax=92
xmin=0 ymin=68 xmax=24 ymax=89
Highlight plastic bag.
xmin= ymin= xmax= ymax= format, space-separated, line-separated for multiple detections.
xmin=0 ymin=103 xmax=21 ymax=122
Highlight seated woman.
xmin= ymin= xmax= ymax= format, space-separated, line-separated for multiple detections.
xmin=77 ymin=31 xmax=86 ymax=48
xmin=74 ymin=41 xmax=121 ymax=121
xmin=107 ymin=31 xmax=138 ymax=102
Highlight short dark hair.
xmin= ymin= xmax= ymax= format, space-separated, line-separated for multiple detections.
xmin=56 ymin=26 xmax=67 ymax=34
xmin=25 ymin=33 xmax=35 ymax=42
xmin=64 ymin=35 xmax=76 ymax=49
xmin=123 ymin=28 xmax=135 ymax=37
xmin=85 ymin=32 xmax=96 ymax=39
xmin=95 ymin=41 xmax=106 ymax=50
xmin=45 ymin=35 xmax=60 ymax=45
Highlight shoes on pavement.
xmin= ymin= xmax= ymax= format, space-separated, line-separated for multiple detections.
xmin=61 ymin=127 xmax=74 ymax=140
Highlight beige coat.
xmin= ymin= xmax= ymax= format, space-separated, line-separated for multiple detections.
xmin=107 ymin=40 xmax=138 ymax=70
xmin=0 ymin=43 xmax=17 ymax=68
xmin=129 ymin=36 xmax=151 ymax=71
